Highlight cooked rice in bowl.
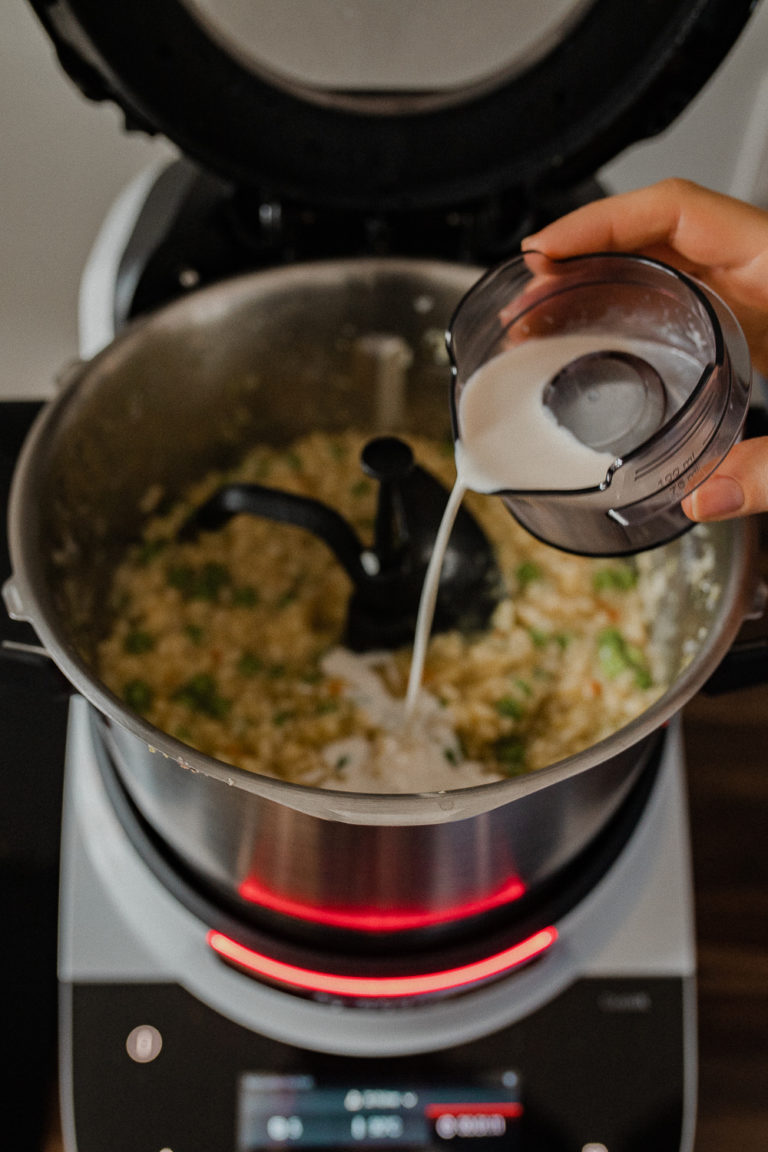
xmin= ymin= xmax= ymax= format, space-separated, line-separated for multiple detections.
xmin=97 ymin=431 xmax=666 ymax=792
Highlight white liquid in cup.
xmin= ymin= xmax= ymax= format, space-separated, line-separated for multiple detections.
xmin=455 ymin=334 xmax=620 ymax=494
xmin=405 ymin=331 xmax=694 ymax=718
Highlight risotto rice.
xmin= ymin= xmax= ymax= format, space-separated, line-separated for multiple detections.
xmin=97 ymin=431 xmax=665 ymax=792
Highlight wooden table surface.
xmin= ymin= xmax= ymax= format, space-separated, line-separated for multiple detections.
xmin=42 ymin=689 xmax=768 ymax=1152
xmin=682 ymin=686 xmax=768 ymax=1150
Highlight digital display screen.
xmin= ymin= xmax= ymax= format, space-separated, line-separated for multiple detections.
xmin=237 ymin=1072 xmax=522 ymax=1151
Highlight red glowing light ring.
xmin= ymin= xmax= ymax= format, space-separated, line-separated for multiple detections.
xmin=236 ymin=876 xmax=527 ymax=933
xmin=207 ymin=925 xmax=557 ymax=998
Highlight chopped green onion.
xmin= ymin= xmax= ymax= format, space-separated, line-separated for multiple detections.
xmin=123 ymin=679 xmax=153 ymax=714
xmin=136 ymin=538 xmax=168 ymax=566
xmin=237 ymin=652 xmax=264 ymax=677
xmin=123 ymin=628 xmax=154 ymax=654
xmin=494 ymin=696 xmax=524 ymax=720
xmin=167 ymin=561 xmax=231 ymax=601
xmin=273 ymin=709 xmax=295 ymax=726
xmin=232 ymin=584 xmax=259 ymax=607
xmin=597 ymin=627 xmax=652 ymax=688
xmin=494 ymin=735 xmax=527 ymax=774
xmin=172 ymin=673 xmax=231 ymax=719
xmin=516 ymin=560 xmax=543 ymax=589
xmin=315 ymin=699 xmax=340 ymax=715
xmin=593 ymin=566 xmax=638 ymax=592
xmin=276 ymin=578 xmax=303 ymax=608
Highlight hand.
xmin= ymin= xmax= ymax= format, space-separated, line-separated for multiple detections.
xmin=522 ymin=178 xmax=768 ymax=521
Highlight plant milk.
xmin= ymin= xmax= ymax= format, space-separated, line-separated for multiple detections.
xmin=405 ymin=332 xmax=665 ymax=717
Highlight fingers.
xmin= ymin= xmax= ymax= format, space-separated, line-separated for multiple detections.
xmin=522 ymin=180 xmax=689 ymax=258
xmin=522 ymin=178 xmax=768 ymax=274
xmin=681 ymin=438 xmax=768 ymax=521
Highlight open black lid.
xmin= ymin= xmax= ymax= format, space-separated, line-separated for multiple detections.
xmin=29 ymin=0 xmax=755 ymax=211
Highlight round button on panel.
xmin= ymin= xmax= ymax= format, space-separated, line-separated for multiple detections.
xmin=126 ymin=1023 xmax=163 ymax=1063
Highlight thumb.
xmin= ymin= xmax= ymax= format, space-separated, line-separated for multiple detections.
xmin=682 ymin=438 xmax=768 ymax=521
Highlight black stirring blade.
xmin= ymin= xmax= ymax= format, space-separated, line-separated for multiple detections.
xmin=179 ymin=436 xmax=502 ymax=651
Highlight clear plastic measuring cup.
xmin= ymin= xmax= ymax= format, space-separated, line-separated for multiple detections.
xmin=447 ymin=252 xmax=752 ymax=555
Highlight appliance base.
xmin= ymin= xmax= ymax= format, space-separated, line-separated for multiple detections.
xmin=59 ymin=698 xmax=697 ymax=1152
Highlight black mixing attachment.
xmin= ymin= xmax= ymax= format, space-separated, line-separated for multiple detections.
xmin=181 ymin=435 xmax=502 ymax=651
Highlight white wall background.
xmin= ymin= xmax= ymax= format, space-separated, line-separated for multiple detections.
xmin=4 ymin=1 xmax=768 ymax=398
xmin=0 ymin=5 xmax=174 ymax=399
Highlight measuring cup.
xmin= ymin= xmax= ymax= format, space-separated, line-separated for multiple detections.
xmin=447 ymin=252 xmax=752 ymax=555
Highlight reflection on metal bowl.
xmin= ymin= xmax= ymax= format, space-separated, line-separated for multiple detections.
xmin=5 ymin=259 xmax=758 ymax=940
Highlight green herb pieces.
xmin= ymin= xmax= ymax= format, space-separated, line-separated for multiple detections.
xmin=136 ymin=538 xmax=168 ymax=566
xmin=123 ymin=679 xmax=153 ymax=714
xmin=528 ymin=627 xmax=569 ymax=650
xmin=237 ymin=651 xmax=264 ymax=677
xmin=166 ymin=564 xmax=195 ymax=595
xmin=123 ymin=628 xmax=154 ymax=654
xmin=494 ymin=696 xmax=524 ymax=720
xmin=167 ymin=561 xmax=231 ymax=601
xmin=597 ymin=627 xmax=652 ymax=688
xmin=494 ymin=735 xmax=527 ymax=774
xmin=516 ymin=561 xmax=543 ymax=589
xmin=232 ymin=584 xmax=260 ymax=607
xmin=593 ymin=566 xmax=638 ymax=592
xmin=273 ymin=709 xmax=296 ymax=726
xmin=172 ymin=673 xmax=231 ymax=719
xmin=276 ymin=579 xmax=303 ymax=609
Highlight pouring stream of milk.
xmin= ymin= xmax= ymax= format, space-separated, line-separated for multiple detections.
xmin=405 ymin=476 xmax=468 ymax=717
xmin=404 ymin=334 xmax=630 ymax=719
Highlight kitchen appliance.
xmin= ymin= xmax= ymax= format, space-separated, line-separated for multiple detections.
xmin=6 ymin=257 xmax=755 ymax=936
xmin=60 ymin=694 xmax=696 ymax=1152
xmin=7 ymin=2 xmax=766 ymax=1149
